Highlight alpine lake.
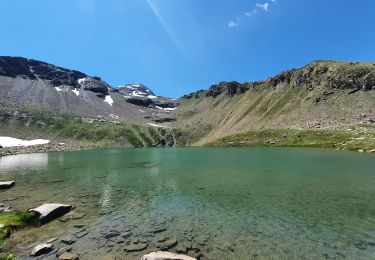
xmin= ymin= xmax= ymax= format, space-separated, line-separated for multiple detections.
xmin=1 ymin=147 xmax=375 ymax=259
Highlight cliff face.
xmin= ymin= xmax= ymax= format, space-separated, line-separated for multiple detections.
xmin=174 ymin=61 xmax=375 ymax=145
xmin=266 ymin=61 xmax=375 ymax=91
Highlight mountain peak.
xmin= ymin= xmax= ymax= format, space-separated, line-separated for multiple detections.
xmin=117 ymin=83 xmax=156 ymax=98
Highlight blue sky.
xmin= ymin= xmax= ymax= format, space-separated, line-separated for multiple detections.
xmin=1 ymin=0 xmax=375 ymax=97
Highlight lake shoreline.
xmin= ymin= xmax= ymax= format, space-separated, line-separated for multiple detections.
xmin=1 ymin=141 xmax=374 ymax=157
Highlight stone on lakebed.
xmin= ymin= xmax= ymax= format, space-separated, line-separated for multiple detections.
xmin=0 ymin=181 xmax=15 ymax=189
xmin=31 ymin=243 xmax=54 ymax=256
xmin=58 ymin=252 xmax=79 ymax=260
xmin=30 ymin=203 xmax=72 ymax=224
xmin=141 ymin=251 xmax=196 ymax=260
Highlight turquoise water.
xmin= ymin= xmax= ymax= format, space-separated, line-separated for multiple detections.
xmin=1 ymin=148 xmax=375 ymax=259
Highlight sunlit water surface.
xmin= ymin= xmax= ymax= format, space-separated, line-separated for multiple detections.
xmin=1 ymin=148 xmax=375 ymax=259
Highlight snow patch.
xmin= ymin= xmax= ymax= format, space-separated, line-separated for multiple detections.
xmin=130 ymin=91 xmax=146 ymax=97
xmin=72 ymin=88 xmax=80 ymax=96
xmin=147 ymin=95 xmax=157 ymax=99
xmin=147 ymin=123 xmax=167 ymax=128
xmin=164 ymin=107 xmax=177 ymax=111
xmin=78 ymin=78 xmax=87 ymax=85
xmin=155 ymin=106 xmax=177 ymax=111
xmin=55 ymin=87 xmax=63 ymax=92
xmin=0 ymin=137 xmax=50 ymax=148
xmin=104 ymin=95 xmax=114 ymax=106
xmin=109 ymin=114 xmax=119 ymax=120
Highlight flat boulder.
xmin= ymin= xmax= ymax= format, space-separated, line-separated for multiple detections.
xmin=31 ymin=243 xmax=53 ymax=256
xmin=30 ymin=203 xmax=72 ymax=224
xmin=141 ymin=251 xmax=196 ymax=260
xmin=0 ymin=181 xmax=15 ymax=189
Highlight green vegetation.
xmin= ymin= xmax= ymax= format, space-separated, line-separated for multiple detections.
xmin=0 ymin=211 xmax=38 ymax=246
xmin=0 ymin=253 xmax=15 ymax=260
xmin=0 ymin=106 xmax=163 ymax=148
xmin=148 ymin=127 xmax=161 ymax=141
xmin=207 ymin=129 xmax=375 ymax=151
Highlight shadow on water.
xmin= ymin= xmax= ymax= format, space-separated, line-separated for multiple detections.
xmin=126 ymin=161 xmax=161 ymax=169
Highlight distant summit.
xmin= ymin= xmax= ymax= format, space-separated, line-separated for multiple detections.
xmin=117 ymin=83 xmax=156 ymax=98
xmin=0 ymin=56 xmax=177 ymax=124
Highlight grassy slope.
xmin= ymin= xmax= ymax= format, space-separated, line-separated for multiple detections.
xmin=175 ymin=84 xmax=375 ymax=150
xmin=0 ymin=106 xmax=164 ymax=148
xmin=205 ymin=128 xmax=375 ymax=151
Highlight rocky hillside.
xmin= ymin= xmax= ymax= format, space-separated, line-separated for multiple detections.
xmin=1 ymin=57 xmax=375 ymax=150
xmin=0 ymin=56 xmax=177 ymax=125
xmin=174 ymin=61 xmax=375 ymax=146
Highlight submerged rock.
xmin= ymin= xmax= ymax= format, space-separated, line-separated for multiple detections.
xmin=141 ymin=251 xmax=196 ymax=260
xmin=56 ymin=247 xmax=72 ymax=257
xmin=31 ymin=243 xmax=54 ymax=256
xmin=153 ymin=227 xmax=167 ymax=234
xmin=59 ymin=211 xmax=86 ymax=222
xmin=61 ymin=237 xmax=76 ymax=245
xmin=160 ymin=239 xmax=177 ymax=250
xmin=0 ymin=181 xmax=15 ymax=189
xmin=125 ymin=242 xmax=148 ymax=252
xmin=30 ymin=203 xmax=72 ymax=224
xmin=58 ymin=252 xmax=79 ymax=260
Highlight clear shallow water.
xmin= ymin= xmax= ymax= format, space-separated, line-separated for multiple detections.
xmin=1 ymin=147 xmax=375 ymax=259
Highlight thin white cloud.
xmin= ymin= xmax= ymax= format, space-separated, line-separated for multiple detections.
xmin=245 ymin=9 xmax=258 ymax=17
xmin=256 ymin=3 xmax=269 ymax=12
xmin=228 ymin=1 xmax=278 ymax=28
xmin=228 ymin=21 xmax=238 ymax=27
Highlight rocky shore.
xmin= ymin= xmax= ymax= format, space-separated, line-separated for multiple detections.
xmin=0 ymin=181 xmax=202 ymax=260
xmin=0 ymin=142 xmax=97 ymax=157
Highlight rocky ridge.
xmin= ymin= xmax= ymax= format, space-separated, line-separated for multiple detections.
xmin=176 ymin=61 xmax=375 ymax=146
xmin=0 ymin=56 xmax=178 ymax=125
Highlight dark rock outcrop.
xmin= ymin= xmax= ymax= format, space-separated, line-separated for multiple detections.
xmin=182 ymin=90 xmax=205 ymax=99
xmin=79 ymin=77 xmax=110 ymax=98
xmin=0 ymin=56 xmax=85 ymax=87
xmin=206 ymin=81 xmax=246 ymax=97
xmin=125 ymin=97 xmax=154 ymax=107
xmin=266 ymin=61 xmax=375 ymax=91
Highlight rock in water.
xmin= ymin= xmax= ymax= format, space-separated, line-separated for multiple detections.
xmin=58 ymin=252 xmax=79 ymax=260
xmin=0 ymin=181 xmax=15 ymax=189
xmin=124 ymin=242 xmax=148 ymax=252
xmin=30 ymin=203 xmax=72 ymax=224
xmin=31 ymin=243 xmax=53 ymax=256
xmin=141 ymin=251 xmax=196 ymax=260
